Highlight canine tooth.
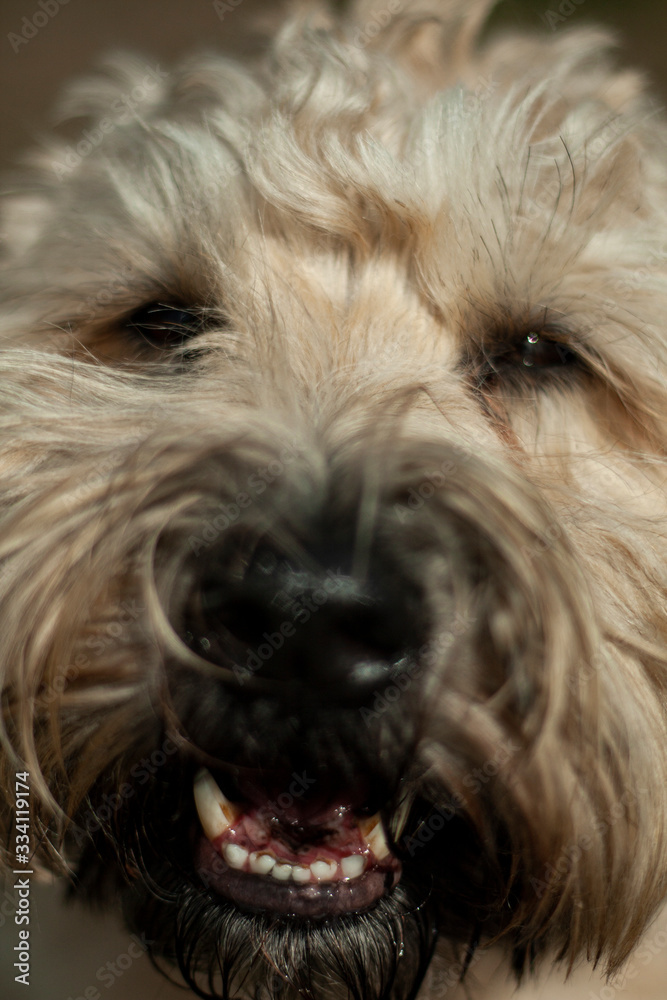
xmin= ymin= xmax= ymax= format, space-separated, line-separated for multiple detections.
xmin=193 ymin=768 xmax=238 ymax=840
xmin=223 ymin=844 xmax=249 ymax=870
xmin=365 ymin=821 xmax=391 ymax=861
xmin=249 ymin=852 xmax=276 ymax=875
xmin=292 ymin=865 xmax=311 ymax=883
xmin=392 ymin=793 xmax=414 ymax=841
xmin=358 ymin=813 xmax=381 ymax=837
xmin=271 ymin=862 xmax=293 ymax=881
xmin=341 ymin=855 xmax=365 ymax=879
xmin=310 ymin=860 xmax=338 ymax=881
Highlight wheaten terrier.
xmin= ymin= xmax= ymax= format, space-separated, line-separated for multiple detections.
xmin=2 ymin=1 xmax=667 ymax=998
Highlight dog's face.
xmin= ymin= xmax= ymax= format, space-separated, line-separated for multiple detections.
xmin=2 ymin=2 xmax=667 ymax=998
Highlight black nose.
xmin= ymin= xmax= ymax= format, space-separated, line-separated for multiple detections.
xmin=183 ymin=539 xmax=424 ymax=703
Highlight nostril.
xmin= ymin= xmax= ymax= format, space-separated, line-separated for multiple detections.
xmin=201 ymin=589 xmax=275 ymax=647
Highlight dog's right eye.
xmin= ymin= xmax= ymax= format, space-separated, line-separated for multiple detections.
xmin=125 ymin=302 xmax=207 ymax=349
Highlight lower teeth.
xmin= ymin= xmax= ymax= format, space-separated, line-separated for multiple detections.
xmin=223 ymin=843 xmax=367 ymax=883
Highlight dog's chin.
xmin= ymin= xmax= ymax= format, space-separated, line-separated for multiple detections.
xmin=124 ymin=859 xmax=438 ymax=1000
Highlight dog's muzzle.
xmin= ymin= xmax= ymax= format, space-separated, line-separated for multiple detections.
xmin=174 ymin=537 xmax=426 ymax=918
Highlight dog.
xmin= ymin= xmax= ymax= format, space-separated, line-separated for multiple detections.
xmin=2 ymin=1 xmax=667 ymax=997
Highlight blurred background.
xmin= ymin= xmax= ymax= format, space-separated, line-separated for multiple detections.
xmin=1 ymin=0 xmax=666 ymax=997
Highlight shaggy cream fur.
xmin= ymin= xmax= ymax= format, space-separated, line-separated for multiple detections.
xmin=2 ymin=2 xmax=667 ymax=998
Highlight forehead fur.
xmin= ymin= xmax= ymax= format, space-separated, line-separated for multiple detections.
xmin=2 ymin=0 xmax=667 ymax=419
xmin=4 ymin=0 xmax=664 ymax=250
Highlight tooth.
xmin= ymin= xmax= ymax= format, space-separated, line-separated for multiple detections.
xmin=392 ymin=793 xmax=413 ymax=840
xmin=249 ymin=852 xmax=276 ymax=875
xmin=341 ymin=855 xmax=365 ymax=878
xmin=292 ymin=865 xmax=311 ymax=883
xmin=193 ymin=768 xmax=239 ymax=841
xmin=358 ymin=814 xmax=381 ymax=837
xmin=365 ymin=821 xmax=391 ymax=861
xmin=271 ymin=862 xmax=293 ymax=881
xmin=223 ymin=843 xmax=249 ymax=870
xmin=310 ymin=860 xmax=338 ymax=881
xmin=358 ymin=813 xmax=392 ymax=859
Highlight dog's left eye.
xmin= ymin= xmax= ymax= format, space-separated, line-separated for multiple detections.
xmin=507 ymin=332 xmax=578 ymax=370
xmin=125 ymin=303 xmax=206 ymax=348
xmin=483 ymin=331 xmax=581 ymax=383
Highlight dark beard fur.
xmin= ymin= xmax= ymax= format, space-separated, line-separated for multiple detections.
xmin=123 ymin=868 xmax=438 ymax=1000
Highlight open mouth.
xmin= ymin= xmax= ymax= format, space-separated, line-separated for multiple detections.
xmin=193 ymin=768 xmax=402 ymax=918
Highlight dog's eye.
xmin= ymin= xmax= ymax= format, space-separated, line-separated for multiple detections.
xmin=481 ymin=331 xmax=581 ymax=386
xmin=505 ymin=332 xmax=578 ymax=370
xmin=125 ymin=302 xmax=206 ymax=349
